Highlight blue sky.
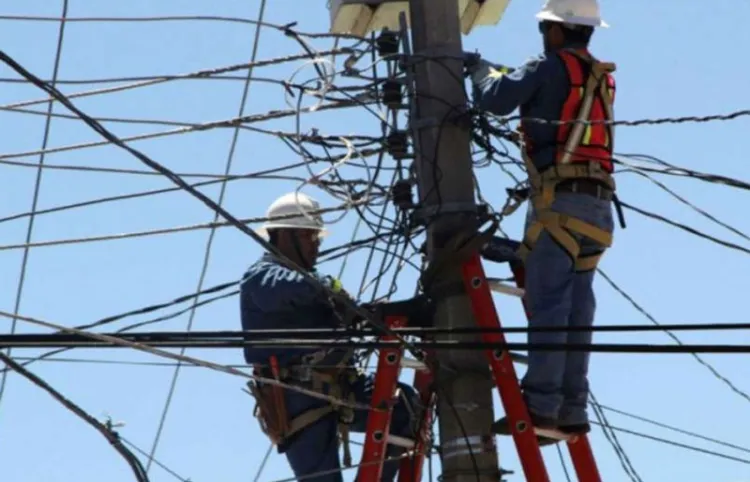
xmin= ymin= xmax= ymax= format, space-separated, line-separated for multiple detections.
xmin=0 ymin=1 xmax=749 ymax=481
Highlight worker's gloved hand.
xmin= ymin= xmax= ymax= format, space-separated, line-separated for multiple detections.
xmin=463 ymin=51 xmax=482 ymax=73
xmin=463 ymin=51 xmax=513 ymax=86
xmin=320 ymin=275 xmax=352 ymax=300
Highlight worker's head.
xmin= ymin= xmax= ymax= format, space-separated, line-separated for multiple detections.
xmin=258 ymin=192 xmax=326 ymax=271
xmin=535 ymin=0 xmax=607 ymax=51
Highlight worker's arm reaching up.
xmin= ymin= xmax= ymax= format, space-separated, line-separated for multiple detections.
xmin=468 ymin=53 xmax=561 ymax=116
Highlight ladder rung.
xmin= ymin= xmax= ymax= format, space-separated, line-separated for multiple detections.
xmin=488 ymin=279 xmax=525 ymax=298
xmin=388 ymin=434 xmax=416 ymax=449
xmin=400 ymin=358 xmax=427 ymax=370
xmin=533 ymin=427 xmax=574 ymax=442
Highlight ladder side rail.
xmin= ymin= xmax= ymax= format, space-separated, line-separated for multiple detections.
xmin=359 ymin=315 xmax=407 ymax=482
xmin=398 ymin=354 xmax=435 ymax=482
xmin=461 ymin=254 xmax=551 ymax=482
xmin=568 ymin=435 xmax=601 ymax=482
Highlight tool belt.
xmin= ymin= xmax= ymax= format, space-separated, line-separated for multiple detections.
xmin=246 ymin=352 xmax=359 ymax=466
xmin=515 ymin=52 xmax=620 ymax=273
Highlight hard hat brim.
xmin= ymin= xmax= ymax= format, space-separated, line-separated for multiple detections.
xmin=256 ymin=225 xmax=329 ymax=239
xmin=536 ymin=11 xmax=609 ymax=28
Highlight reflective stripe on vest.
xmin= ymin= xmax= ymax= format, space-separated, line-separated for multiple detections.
xmin=556 ymin=49 xmax=616 ymax=172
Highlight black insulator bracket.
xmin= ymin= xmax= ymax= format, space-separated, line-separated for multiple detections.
xmin=391 ymin=179 xmax=414 ymax=210
xmin=381 ymin=79 xmax=403 ymax=109
xmin=385 ymin=131 xmax=410 ymax=160
xmin=376 ymin=30 xmax=400 ymax=57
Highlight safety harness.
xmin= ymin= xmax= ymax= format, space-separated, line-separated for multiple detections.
xmin=247 ymin=349 xmax=359 ymax=466
xmin=517 ymin=47 xmax=618 ymax=272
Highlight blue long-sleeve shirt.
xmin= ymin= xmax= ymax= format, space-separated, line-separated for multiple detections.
xmin=474 ymin=46 xmax=587 ymax=172
xmin=239 ymin=253 xmax=350 ymax=367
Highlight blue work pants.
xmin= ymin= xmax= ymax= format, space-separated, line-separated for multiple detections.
xmin=283 ymin=374 xmax=418 ymax=482
xmin=520 ymin=191 xmax=614 ymax=426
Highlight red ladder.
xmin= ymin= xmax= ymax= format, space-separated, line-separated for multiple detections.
xmin=358 ymin=315 xmax=435 ymax=482
xmin=357 ymin=239 xmax=600 ymax=481
xmin=474 ymin=236 xmax=602 ymax=482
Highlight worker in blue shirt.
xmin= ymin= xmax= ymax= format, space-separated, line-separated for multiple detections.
xmin=241 ymin=192 xmax=419 ymax=482
xmin=467 ymin=0 xmax=618 ymax=443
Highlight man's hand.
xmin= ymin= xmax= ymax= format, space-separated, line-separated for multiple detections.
xmin=320 ymin=275 xmax=352 ymax=300
xmin=463 ymin=51 xmax=482 ymax=73
xmin=463 ymin=51 xmax=515 ymax=86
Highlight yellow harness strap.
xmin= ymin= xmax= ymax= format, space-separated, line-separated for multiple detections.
xmin=518 ymin=52 xmax=617 ymax=272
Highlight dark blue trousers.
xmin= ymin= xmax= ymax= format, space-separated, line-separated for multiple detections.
xmin=282 ymin=374 xmax=418 ymax=482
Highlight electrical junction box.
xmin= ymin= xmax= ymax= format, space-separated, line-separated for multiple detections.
xmin=328 ymin=0 xmax=511 ymax=37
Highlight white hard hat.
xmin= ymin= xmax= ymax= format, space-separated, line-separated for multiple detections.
xmin=535 ymin=0 xmax=609 ymax=28
xmin=257 ymin=192 xmax=327 ymax=237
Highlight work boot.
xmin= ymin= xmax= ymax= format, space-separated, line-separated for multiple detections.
xmin=491 ymin=413 xmax=559 ymax=447
xmin=559 ymin=422 xmax=591 ymax=436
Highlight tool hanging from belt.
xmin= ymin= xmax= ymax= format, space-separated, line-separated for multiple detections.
xmin=517 ymin=48 xmax=623 ymax=273
xmin=245 ymin=349 xmax=359 ymax=466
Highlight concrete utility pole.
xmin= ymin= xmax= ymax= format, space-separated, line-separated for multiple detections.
xmin=406 ymin=1 xmax=500 ymax=481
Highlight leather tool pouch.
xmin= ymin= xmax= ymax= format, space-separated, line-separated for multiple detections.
xmin=247 ymin=380 xmax=289 ymax=445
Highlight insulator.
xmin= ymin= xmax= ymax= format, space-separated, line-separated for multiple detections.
xmin=376 ymin=30 xmax=400 ymax=57
xmin=386 ymin=131 xmax=409 ymax=159
xmin=391 ymin=180 xmax=413 ymax=210
xmin=381 ymin=80 xmax=403 ymax=108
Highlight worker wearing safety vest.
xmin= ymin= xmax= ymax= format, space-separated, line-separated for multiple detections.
xmin=466 ymin=0 xmax=617 ymax=443
xmin=240 ymin=192 xmax=419 ymax=482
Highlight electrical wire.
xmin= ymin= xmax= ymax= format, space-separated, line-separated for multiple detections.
xmin=144 ymin=3 xmax=269 ymax=470
xmin=0 ymin=0 xmax=69 ymax=412
xmin=3 ymin=9 xmax=750 ymax=482
xmin=0 ymin=351 xmax=150 ymax=482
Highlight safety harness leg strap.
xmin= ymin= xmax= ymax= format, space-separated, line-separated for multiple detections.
xmin=575 ymin=251 xmax=605 ymax=272
xmin=287 ymin=405 xmax=337 ymax=437
xmin=519 ymin=210 xmax=613 ymax=266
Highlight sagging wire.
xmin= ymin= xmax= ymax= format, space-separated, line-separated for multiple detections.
xmin=597 ymin=269 xmax=750 ymax=404
xmin=119 ymin=435 xmax=192 ymax=482
xmin=590 ymin=391 xmax=643 ymax=482
xmin=0 ymin=351 xmax=150 ymax=482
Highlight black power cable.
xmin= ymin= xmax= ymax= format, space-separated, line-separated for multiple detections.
xmin=0 ymin=46 xmax=426 ymax=366
xmin=0 ymin=351 xmax=150 ymax=482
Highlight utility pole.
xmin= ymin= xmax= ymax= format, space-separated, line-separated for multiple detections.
xmin=406 ymin=1 xmax=500 ymax=481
